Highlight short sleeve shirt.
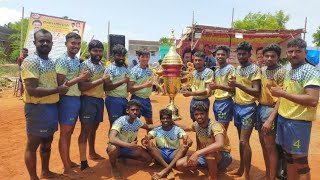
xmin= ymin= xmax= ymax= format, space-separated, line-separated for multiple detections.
xmin=21 ymin=53 xmax=59 ymax=104
xmin=234 ymin=63 xmax=261 ymax=105
xmin=55 ymin=53 xmax=81 ymax=96
xmin=104 ymin=63 xmax=128 ymax=98
xmin=191 ymin=68 xmax=214 ymax=100
xmin=111 ymin=115 xmax=144 ymax=143
xmin=192 ymin=120 xmax=231 ymax=152
xmin=129 ymin=65 xmax=152 ymax=98
xmin=278 ymin=63 xmax=320 ymax=121
xmin=80 ymin=59 xmax=105 ymax=98
xmin=214 ymin=64 xmax=235 ymax=100
xmin=259 ymin=65 xmax=286 ymax=106
xmin=148 ymin=125 xmax=186 ymax=149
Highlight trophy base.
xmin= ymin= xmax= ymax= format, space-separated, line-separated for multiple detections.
xmin=166 ymin=103 xmax=181 ymax=121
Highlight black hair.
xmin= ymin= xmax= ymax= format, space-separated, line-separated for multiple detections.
xmin=287 ymin=38 xmax=307 ymax=50
xmin=158 ymin=59 xmax=163 ymax=63
xmin=136 ymin=49 xmax=150 ymax=57
xmin=236 ymin=41 xmax=252 ymax=53
xmin=111 ymin=44 xmax=127 ymax=56
xmin=193 ymin=51 xmax=206 ymax=59
xmin=192 ymin=101 xmax=209 ymax=113
xmin=256 ymin=47 xmax=263 ymax=54
xmin=22 ymin=48 xmax=28 ymax=52
xmin=32 ymin=19 xmax=42 ymax=25
xmin=159 ymin=108 xmax=172 ymax=119
xmin=127 ymin=99 xmax=141 ymax=109
xmin=182 ymin=48 xmax=192 ymax=58
xmin=262 ymin=44 xmax=281 ymax=57
xmin=88 ymin=39 xmax=104 ymax=51
xmin=34 ymin=29 xmax=51 ymax=40
xmin=65 ymin=32 xmax=81 ymax=41
xmin=215 ymin=45 xmax=230 ymax=55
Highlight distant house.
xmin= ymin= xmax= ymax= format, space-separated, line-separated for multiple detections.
xmin=128 ymin=40 xmax=160 ymax=66
xmin=0 ymin=25 xmax=15 ymax=60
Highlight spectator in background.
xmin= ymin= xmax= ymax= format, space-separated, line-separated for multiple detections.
xmin=256 ymin=47 xmax=264 ymax=67
xmin=129 ymin=59 xmax=138 ymax=70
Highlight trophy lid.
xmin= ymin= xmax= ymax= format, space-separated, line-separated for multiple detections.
xmin=162 ymin=30 xmax=183 ymax=66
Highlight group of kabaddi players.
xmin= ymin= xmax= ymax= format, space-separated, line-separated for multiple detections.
xmin=20 ymin=28 xmax=319 ymax=180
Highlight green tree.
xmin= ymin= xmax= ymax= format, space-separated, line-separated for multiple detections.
xmin=7 ymin=18 xmax=29 ymax=62
xmin=80 ymin=41 xmax=89 ymax=59
xmin=312 ymin=26 xmax=320 ymax=46
xmin=233 ymin=10 xmax=289 ymax=30
xmin=159 ymin=37 xmax=172 ymax=46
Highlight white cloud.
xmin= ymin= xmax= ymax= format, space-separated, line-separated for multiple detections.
xmin=0 ymin=7 xmax=22 ymax=25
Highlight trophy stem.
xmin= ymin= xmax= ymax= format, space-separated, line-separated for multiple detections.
xmin=167 ymin=95 xmax=181 ymax=121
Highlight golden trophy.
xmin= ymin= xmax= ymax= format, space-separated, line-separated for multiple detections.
xmin=152 ymin=30 xmax=193 ymax=120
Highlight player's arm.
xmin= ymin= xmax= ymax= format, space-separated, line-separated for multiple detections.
xmin=24 ymin=78 xmax=68 ymax=97
xmin=141 ymin=134 xmax=154 ymax=147
xmin=271 ymin=87 xmax=319 ymax=107
xmin=127 ymin=79 xmax=152 ymax=93
xmin=173 ymin=121 xmax=194 ymax=132
xmin=262 ymin=100 xmax=280 ymax=133
xmin=182 ymin=135 xmax=193 ymax=147
xmin=140 ymin=123 xmax=160 ymax=131
xmin=109 ymin=129 xmax=135 ymax=148
xmin=210 ymin=82 xmax=235 ymax=93
xmin=104 ymin=74 xmax=128 ymax=91
xmin=79 ymin=73 xmax=109 ymax=91
xmin=57 ymin=70 xmax=90 ymax=87
xmin=196 ymin=134 xmax=224 ymax=155
xmin=229 ymin=79 xmax=261 ymax=97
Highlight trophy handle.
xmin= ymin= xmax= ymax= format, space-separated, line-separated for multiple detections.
xmin=181 ymin=62 xmax=194 ymax=91
xmin=150 ymin=62 xmax=164 ymax=90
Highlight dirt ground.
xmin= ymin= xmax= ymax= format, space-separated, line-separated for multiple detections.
xmin=0 ymin=91 xmax=319 ymax=180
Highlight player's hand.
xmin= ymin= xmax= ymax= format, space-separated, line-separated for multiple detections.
xmin=187 ymin=152 xmax=199 ymax=167
xmin=141 ymin=135 xmax=150 ymax=147
xmin=228 ymin=76 xmax=237 ymax=87
xmin=123 ymin=75 xmax=129 ymax=83
xmin=183 ymin=136 xmax=190 ymax=147
xmin=144 ymin=78 xmax=153 ymax=88
xmin=128 ymin=141 xmax=142 ymax=150
xmin=262 ymin=119 xmax=273 ymax=134
xmin=270 ymin=86 xmax=285 ymax=97
xmin=57 ymin=81 xmax=69 ymax=95
xmin=209 ymin=82 xmax=219 ymax=90
xmin=102 ymin=73 xmax=110 ymax=80
xmin=79 ymin=70 xmax=90 ymax=81
xmin=182 ymin=90 xmax=192 ymax=97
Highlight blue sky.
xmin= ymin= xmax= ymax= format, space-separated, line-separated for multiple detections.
xmin=0 ymin=0 xmax=319 ymax=46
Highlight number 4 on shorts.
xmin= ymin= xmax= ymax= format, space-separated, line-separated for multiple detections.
xmin=293 ymin=140 xmax=301 ymax=149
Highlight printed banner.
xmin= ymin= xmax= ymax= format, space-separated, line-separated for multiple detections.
xmin=24 ymin=12 xmax=85 ymax=60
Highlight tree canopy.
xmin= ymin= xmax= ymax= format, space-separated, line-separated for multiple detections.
xmin=233 ymin=10 xmax=290 ymax=30
xmin=312 ymin=26 xmax=320 ymax=47
xmin=159 ymin=37 xmax=171 ymax=46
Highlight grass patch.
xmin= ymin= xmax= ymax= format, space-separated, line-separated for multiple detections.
xmin=0 ymin=64 xmax=19 ymax=77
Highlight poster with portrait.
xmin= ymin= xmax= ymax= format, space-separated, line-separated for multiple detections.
xmin=24 ymin=12 xmax=85 ymax=60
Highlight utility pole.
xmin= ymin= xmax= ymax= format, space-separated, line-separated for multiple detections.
xmin=19 ymin=7 xmax=24 ymax=56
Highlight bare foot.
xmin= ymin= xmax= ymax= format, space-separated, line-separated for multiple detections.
xmin=241 ymin=173 xmax=251 ymax=180
xmin=229 ymin=168 xmax=244 ymax=176
xmin=63 ymin=170 xmax=82 ymax=180
xmin=70 ymin=161 xmax=79 ymax=168
xmin=89 ymin=153 xmax=104 ymax=160
xmin=81 ymin=167 xmax=94 ymax=174
xmin=152 ymin=173 xmax=161 ymax=180
xmin=111 ymin=167 xmax=121 ymax=180
xmin=166 ymin=171 xmax=175 ymax=180
xmin=40 ymin=171 xmax=61 ymax=179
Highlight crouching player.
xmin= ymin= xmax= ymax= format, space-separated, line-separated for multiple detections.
xmin=141 ymin=108 xmax=192 ymax=180
xmin=175 ymin=102 xmax=232 ymax=180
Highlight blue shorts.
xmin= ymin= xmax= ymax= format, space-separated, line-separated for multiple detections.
xmin=80 ymin=96 xmax=104 ymax=124
xmin=234 ymin=103 xmax=257 ymax=129
xmin=105 ymin=96 xmax=128 ymax=124
xmin=159 ymin=148 xmax=176 ymax=164
xmin=198 ymin=151 xmax=232 ymax=171
xmin=130 ymin=95 xmax=152 ymax=119
xmin=58 ymin=95 xmax=80 ymax=126
xmin=106 ymin=146 xmax=134 ymax=158
xmin=255 ymin=104 xmax=276 ymax=133
xmin=190 ymin=98 xmax=210 ymax=121
xmin=24 ymin=103 xmax=58 ymax=137
xmin=276 ymin=115 xmax=312 ymax=155
xmin=213 ymin=97 xmax=234 ymax=123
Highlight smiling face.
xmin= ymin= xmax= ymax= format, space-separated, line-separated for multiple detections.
xmin=193 ymin=110 xmax=209 ymax=126
xmin=114 ymin=53 xmax=126 ymax=66
xmin=138 ymin=54 xmax=150 ymax=67
xmin=89 ymin=47 xmax=103 ymax=62
xmin=66 ymin=38 xmax=81 ymax=56
xmin=160 ymin=114 xmax=173 ymax=129
xmin=215 ymin=49 xmax=228 ymax=66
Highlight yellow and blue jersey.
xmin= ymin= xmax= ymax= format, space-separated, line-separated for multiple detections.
xmin=149 ymin=125 xmax=186 ymax=149
xmin=214 ymin=64 xmax=235 ymax=100
xmin=129 ymin=65 xmax=152 ymax=99
xmin=111 ymin=115 xmax=144 ymax=143
xmin=21 ymin=53 xmax=59 ymax=104
xmin=104 ymin=63 xmax=128 ymax=98
xmin=191 ymin=68 xmax=214 ymax=100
